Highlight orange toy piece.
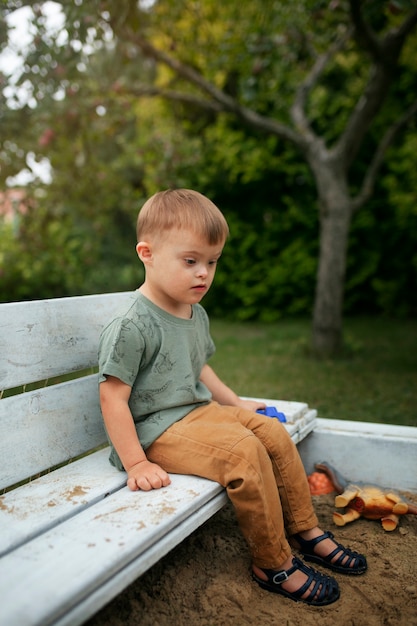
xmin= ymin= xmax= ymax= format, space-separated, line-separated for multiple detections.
xmin=308 ymin=471 xmax=336 ymax=495
xmin=314 ymin=462 xmax=417 ymax=531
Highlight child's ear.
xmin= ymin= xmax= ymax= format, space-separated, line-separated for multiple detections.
xmin=136 ymin=241 xmax=152 ymax=263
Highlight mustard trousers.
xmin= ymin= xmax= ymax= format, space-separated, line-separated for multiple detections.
xmin=146 ymin=401 xmax=318 ymax=569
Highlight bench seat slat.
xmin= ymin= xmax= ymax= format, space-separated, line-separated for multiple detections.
xmin=55 ymin=490 xmax=228 ymax=626
xmin=0 ymin=474 xmax=228 ymax=626
xmin=0 ymin=292 xmax=132 ymax=390
xmin=0 ymin=448 xmax=123 ymax=557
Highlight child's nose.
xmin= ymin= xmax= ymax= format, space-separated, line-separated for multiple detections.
xmin=196 ymin=264 xmax=208 ymax=278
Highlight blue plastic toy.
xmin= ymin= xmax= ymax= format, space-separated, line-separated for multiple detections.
xmin=257 ymin=406 xmax=286 ymax=422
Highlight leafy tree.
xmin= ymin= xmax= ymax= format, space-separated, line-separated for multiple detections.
xmin=1 ymin=0 xmax=417 ymax=356
xmin=103 ymin=0 xmax=417 ymax=355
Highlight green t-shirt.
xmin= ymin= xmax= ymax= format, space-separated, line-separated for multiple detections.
xmin=98 ymin=291 xmax=215 ymax=469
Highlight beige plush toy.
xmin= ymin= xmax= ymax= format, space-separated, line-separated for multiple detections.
xmin=314 ymin=461 xmax=417 ymax=531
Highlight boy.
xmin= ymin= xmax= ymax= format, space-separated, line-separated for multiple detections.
xmin=99 ymin=189 xmax=367 ymax=606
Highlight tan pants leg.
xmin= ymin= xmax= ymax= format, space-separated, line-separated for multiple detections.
xmin=146 ymin=402 xmax=318 ymax=569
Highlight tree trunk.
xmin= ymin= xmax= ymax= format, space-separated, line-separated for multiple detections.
xmin=309 ymin=155 xmax=353 ymax=357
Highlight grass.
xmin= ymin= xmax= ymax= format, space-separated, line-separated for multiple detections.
xmin=208 ymin=317 xmax=417 ymax=427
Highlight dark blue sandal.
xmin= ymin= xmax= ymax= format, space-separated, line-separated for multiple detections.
xmin=252 ymin=556 xmax=340 ymax=606
xmin=292 ymin=531 xmax=367 ymax=575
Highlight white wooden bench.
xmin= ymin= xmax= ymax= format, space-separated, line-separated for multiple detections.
xmin=0 ymin=292 xmax=317 ymax=626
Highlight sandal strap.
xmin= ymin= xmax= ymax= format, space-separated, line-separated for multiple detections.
xmin=270 ymin=569 xmax=290 ymax=584
xmin=293 ymin=530 xmax=367 ymax=572
xmin=299 ymin=530 xmax=363 ymax=561
xmin=290 ymin=558 xmax=332 ymax=603
xmin=260 ymin=556 xmax=338 ymax=603
xmin=326 ymin=544 xmax=360 ymax=568
xmin=295 ymin=530 xmax=333 ymax=550
xmin=260 ymin=559 xmax=297 ymax=585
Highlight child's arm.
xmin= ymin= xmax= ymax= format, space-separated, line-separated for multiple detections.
xmin=200 ymin=364 xmax=266 ymax=412
xmin=100 ymin=375 xmax=171 ymax=492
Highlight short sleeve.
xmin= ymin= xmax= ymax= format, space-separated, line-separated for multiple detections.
xmin=98 ymin=317 xmax=145 ymax=387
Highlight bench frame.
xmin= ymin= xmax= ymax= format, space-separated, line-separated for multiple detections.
xmin=0 ymin=292 xmax=317 ymax=626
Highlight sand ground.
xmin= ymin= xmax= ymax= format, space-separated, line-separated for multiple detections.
xmin=86 ymin=489 xmax=417 ymax=626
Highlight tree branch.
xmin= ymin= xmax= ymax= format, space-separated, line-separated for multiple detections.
xmin=349 ymin=0 xmax=383 ymax=63
xmin=397 ymin=7 xmax=417 ymax=36
xmin=335 ymin=6 xmax=417 ymax=167
xmin=382 ymin=7 xmax=417 ymax=61
xmin=291 ymin=26 xmax=352 ymax=143
xmin=352 ymin=97 xmax=417 ymax=212
xmin=122 ymin=84 xmax=224 ymax=113
xmin=113 ymin=25 xmax=303 ymax=147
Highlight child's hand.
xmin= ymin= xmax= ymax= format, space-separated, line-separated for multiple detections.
xmin=236 ymin=398 xmax=267 ymax=412
xmin=126 ymin=460 xmax=171 ymax=492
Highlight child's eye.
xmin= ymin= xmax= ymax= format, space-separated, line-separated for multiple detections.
xmin=185 ymin=258 xmax=196 ymax=265
xmin=209 ymin=259 xmax=218 ymax=266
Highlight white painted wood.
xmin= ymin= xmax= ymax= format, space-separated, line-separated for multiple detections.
xmin=0 ymin=292 xmax=132 ymax=390
xmin=52 ymin=491 xmax=228 ymax=626
xmin=0 ymin=474 xmax=228 ymax=626
xmin=0 ymin=291 xmax=322 ymax=626
xmin=290 ymin=409 xmax=317 ymax=443
xmin=0 ymin=401 xmax=316 ymax=557
xmin=0 ymin=375 xmax=106 ymax=489
xmin=298 ymin=418 xmax=417 ymax=492
xmin=0 ymin=386 xmax=317 ymax=491
xmin=0 ymin=448 xmax=123 ymax=557
xmin=1 ymin=415 xmax=416 ymax=626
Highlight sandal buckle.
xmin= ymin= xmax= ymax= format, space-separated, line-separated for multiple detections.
xmin=272 ymin=570 xmax=289 ymax=585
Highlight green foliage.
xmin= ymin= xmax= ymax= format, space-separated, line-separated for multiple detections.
xmin=1 ymin=206 xmax=86 ymax=301
xmin=201 ymin=175 xmax=319 ymax=321
xmin=1 ymin=0 xmax=416 ymax=319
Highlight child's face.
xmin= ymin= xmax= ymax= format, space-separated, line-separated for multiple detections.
xmin=137 ymin=228 xmax=224 ymax=313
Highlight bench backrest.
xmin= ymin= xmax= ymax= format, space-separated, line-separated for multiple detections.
xmin=0 ymin=292 xmax=133 ymax=490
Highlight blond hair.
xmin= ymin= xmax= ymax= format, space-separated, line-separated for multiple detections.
xmin=137 ymin=189 xmax=229 ymax=244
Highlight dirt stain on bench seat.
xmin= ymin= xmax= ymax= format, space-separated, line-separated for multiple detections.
xmin=0 ymin=497 xmax=14 ymax=514
xmin=64 ymin=485 xmax=89 ymax=503
xmin=93 ymin=506 xmax=147 ymax=531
